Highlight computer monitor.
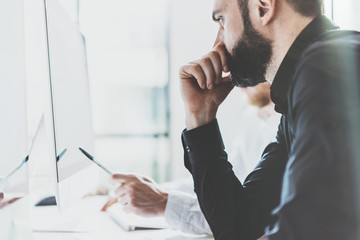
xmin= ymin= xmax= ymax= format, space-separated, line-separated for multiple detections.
xmin=43 ymin=0 xmax=98 ymax=211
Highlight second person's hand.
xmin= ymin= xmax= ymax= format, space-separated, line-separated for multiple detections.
xmin=101 ymin=173 xmax=168 ymax=217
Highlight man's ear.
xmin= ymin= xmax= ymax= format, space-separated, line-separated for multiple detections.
xmin=255 ymin=0 xmax=276 ymax=25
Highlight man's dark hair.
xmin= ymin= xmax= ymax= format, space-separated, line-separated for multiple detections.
xmin=238 ymin=0 xmax=323 ymax=17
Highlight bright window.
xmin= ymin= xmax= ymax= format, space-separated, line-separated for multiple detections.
xmin=79 ymin=0 xmax=170 ymax=183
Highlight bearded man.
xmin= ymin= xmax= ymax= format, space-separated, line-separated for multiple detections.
xmin=179 ymin=0 xmax=360 ymax=239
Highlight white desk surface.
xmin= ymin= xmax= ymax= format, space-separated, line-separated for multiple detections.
xmin=33 ymin=230 xmax=212 ymax=240
xmin=31 ymin=195 xmax=213 ymax=240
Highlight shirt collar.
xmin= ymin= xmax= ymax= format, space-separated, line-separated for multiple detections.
xmin=270 ymin=15 xmax=339 ymax=114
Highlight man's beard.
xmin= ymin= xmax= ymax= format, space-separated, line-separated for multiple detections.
xmin=226 ymin=19 xmax=273 ymax=88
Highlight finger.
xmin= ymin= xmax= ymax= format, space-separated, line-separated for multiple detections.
xmin=8 ymin=197 xmax=21 ymax=205
xmin=207 ymin=51 xmax=223 ymax=84
xmin=180 ymin=63 xmax=207 ymax=90
xmin=101 ymin=197 xmax=118 ymax=211
xmin=111 ymin=173 xmax=132 ymax=184
xmin=101 ymin=197 xmax=118 ymax=212
xmin=117 ymin=194 xmax=130 ymax=206
xmin=138 ymin=174 xmax=154 ymax=183
xmin=213 ymin=45 xmax=229 ymax=73
xmin=0 ymin=199 xmax=16 ymax=209
xmin=141 ymin=177 xmax=152 ymax=183
xmin=218 ymin=80 xmax=235 ymax=95
xmin=195 ymin=57 xmax=216 ymax=89
xmin=115 ymin=185 xmax=129 ymax=197
xmin=0 ymin=193 xmax=3 ymax=201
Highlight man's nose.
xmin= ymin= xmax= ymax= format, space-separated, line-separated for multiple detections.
xmin=213 ymin=31 xmax=224 ymax=48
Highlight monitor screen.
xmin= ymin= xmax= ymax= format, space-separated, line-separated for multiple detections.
xmin=44 ymin=0 xmax=98 ymax=211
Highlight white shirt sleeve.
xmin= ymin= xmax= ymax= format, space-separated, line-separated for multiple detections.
xmin=164 ymin=190 xmax=212 ymax=235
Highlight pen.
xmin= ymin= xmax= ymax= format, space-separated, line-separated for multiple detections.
xmin=56 ymin=148 xmax=67 ymax=162
xmin=78 ymin=147 xmax=112 ymax=175
xmin=5 ymin=155 xmax=29 ymax=180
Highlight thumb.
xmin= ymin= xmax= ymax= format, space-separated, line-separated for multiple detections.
xmin=217 ymin=80 xmax=234 ymax=95
xmin=111 ymin=173 xmax=129 ymax=184
xmin=101 ymin=197 xmax=118 ymax=212
xmin=212 ymin=80 xmax=234 ymax=106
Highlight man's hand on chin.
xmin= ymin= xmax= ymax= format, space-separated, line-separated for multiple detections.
xmin=179 ymin=44 xmax=234 ymax=130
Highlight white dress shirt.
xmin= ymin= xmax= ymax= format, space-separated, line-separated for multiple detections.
xmin=163 ymin=106 xmax=281 ymax=235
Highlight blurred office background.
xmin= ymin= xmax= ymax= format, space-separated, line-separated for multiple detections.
xmin=24 ymin=0 xmax=360 ymax=185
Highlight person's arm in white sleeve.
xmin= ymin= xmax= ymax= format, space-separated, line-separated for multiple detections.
xmin=164 ymin=190 xmax=212 ymax=235
xmin=101 ymin=174 xmax=213 ymax=235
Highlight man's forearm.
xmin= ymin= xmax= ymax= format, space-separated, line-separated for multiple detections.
xmin=181 ymin=119 xmax=287 ymax=239
xmin=182 ymin=120 xmax=256 ymax=239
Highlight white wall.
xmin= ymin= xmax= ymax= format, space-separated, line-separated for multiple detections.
xmin=58 ymin=0 xmax=78 ymax=23
xmin=333 ymin=0 xmax=360 ymax=30
xmin=168 ymin=0 xmax=247 ymax=179
xmin=0 ymin=0 xmax=27 ymax=177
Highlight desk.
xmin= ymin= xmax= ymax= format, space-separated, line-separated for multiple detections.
xmin=31 ymin=196 xmax=213 ymax=240
xmin=34 ymin=230 xmax=213 ymax=240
